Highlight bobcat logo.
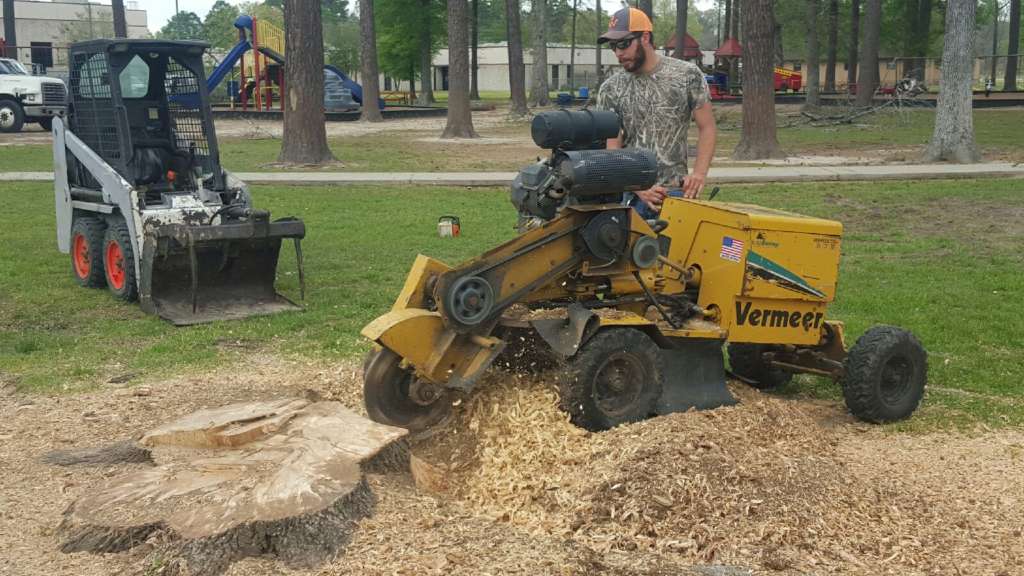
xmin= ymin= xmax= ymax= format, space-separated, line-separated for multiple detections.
xmin=608 ymin=15 xmax=619 ymax=29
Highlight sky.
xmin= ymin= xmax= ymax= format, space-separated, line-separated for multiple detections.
xmin=142 ymin=0 xmax=716 ymax=35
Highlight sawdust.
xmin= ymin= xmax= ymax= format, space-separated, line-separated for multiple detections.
xmin=2 ymin=353 xmax=1023 ymax=575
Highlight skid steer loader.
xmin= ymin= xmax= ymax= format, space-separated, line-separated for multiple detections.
xmin=361 ymin=110 xmax=928 ymax=432
xmin=53 ymin=39 xmax=305 ymax=325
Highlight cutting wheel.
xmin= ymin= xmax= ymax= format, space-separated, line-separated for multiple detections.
xmin=362 ymin=347 xmax=452 ymax=431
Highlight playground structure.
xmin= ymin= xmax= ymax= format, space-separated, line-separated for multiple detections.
xmin=205 ymin=15 xmax=380 ymax=112
xmin=702 ymin=38 xmax=804 ymax=101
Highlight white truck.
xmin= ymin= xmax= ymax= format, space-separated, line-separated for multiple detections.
xmin=0 ymin=57 xmax=67 ymax=133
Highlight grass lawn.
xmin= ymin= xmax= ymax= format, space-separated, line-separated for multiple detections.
xmin=1 ymin=178 xmax=1022 ymax=432
xmin=2 ymin=108 xmax=1022 ymax=173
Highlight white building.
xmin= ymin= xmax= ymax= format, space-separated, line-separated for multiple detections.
xmin=0 ymin=0 xmax=149 ymax=73
xmin=432 ymin=42 xmax=623 ymax=93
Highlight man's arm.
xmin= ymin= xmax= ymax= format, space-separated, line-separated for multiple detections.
xmin=684 ymin=102 xmax=716 ymax=199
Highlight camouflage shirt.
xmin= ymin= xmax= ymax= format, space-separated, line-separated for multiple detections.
xmin=596 ymin=56 xmax=711 ymax=187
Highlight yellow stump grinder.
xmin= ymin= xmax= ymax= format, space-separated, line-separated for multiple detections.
xmin=53 ymin=40 xmax=305 ymax=325
xmin=362 ymin=110 xmax=927 ymax=432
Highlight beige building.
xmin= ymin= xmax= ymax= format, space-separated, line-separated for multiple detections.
xmin=432 ymin=43 xmax=623 ymax=93
xmin=1 ymin=0 xmax=149 ymax=73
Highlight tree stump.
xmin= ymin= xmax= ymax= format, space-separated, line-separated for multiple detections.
xmin=57 ymin=399 xmax=407 ymax=576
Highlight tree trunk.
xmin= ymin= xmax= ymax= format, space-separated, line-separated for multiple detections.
xmin=729 ymin=0 xmax=740 ymax=87
xmin=825 ymin=0 xmax=838 ymax=91
xmin=359 ymin=0 xmax=384 ymax=121
xmin=529 ymin=0 xmax=549 ymax=106
xmin=904 ymin=0 xmax=932 ymax=80
xmin=442 ymin=0 xmax=478 ymax=137
xmin=724 ymin=0 xmax=732 ymax=40
xmin=990 ymin=1 xmax=998 ymax=84
xmin=507 ymin=0 xmax=529 ymax=116
xmin=805 ymin=0 xmax=820 ymax=108
xmin=639 ymin=0 xmax=654 ymax=21
xmin=408 ymin=61 xmax=417 ymax=100
xmin=1005 ymin=0 xmax=1021 ymax=91
xmin=417 ymin=0 xmax=435 ymax=105
xmin=112 ymin=0 xmax=128 ymax=38
xmin=595 ymin=0 xmax=603 ymax=85
xmin=732 ymin=0 xmax=784 ymax=160
xmin=855 ymin=0 xmax=881 ymax=106
xmin=55 ymin=399 xmax=407 ymax=576
xmin=279 ymin=0 xmax=336 ymax=164
xmin=773 ymin=15 xmax=784 ymax=66
xmin=2 ymin=0 xmax=17 ymax=58
xmin=471 ymin=0 xmax=480 ymax=99
xmin=674 ymin=0 xmax=689 ymax=60
xmin=925 ymin=0 xmax=979 ymax=162
xmin=570 ymin=0 xmax=577 ymax=90
xmin=847 ymin=0 xmax=859 ymax=91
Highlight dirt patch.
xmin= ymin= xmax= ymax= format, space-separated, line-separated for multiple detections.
xmin=2 ymin=354 xmax=1023 ymax=575
xmin=824 ymin=193 xmax=1024 ymax=258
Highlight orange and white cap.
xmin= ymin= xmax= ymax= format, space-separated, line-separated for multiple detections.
xmin=598 ymin=7 xmax=654 ymax=43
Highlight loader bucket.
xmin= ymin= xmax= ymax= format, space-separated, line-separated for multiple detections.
xmin=139 ymin=218 xmax=306 ymax=326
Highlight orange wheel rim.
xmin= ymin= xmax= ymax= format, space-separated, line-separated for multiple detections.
xmin=72 ymin=234 xmax=90 ymax=278
xmin=105 ymin=240 xmax=125 ymax=289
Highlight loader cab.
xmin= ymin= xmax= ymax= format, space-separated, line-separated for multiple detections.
xmin=66 ymin=39 xmax=226 ymax=202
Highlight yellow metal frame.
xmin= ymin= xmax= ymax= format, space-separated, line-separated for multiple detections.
xmin=363 ymin=198 xmax=846 ymax=391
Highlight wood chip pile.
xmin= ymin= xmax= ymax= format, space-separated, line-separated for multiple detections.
xmin=408 ymin=371 xmax=1024 ymax=575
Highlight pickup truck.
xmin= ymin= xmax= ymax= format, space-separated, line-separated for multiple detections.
xmin=0 ymin=58 xmax=67 ymax=133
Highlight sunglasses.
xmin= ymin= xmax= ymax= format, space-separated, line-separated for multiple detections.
xmin=608 ymin=34 xmax=642 ymax=52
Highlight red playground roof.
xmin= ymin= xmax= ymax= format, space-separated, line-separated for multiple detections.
xmin=715 ymin=37 xmax=743 ymax=57
xmin=663 ymin=32 xmax=702 ymax=58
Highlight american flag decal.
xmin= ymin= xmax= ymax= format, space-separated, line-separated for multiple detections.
xmin=720 ymin=236 xmax=744 ymax=262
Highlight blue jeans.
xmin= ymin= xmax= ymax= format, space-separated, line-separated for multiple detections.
xmin=629 ymin=188 xmax=684 ymax=220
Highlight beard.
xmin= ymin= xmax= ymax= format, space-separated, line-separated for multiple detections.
xmin=622 ymin=45 xmax=647 ymax=73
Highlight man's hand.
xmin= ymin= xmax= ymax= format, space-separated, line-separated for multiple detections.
xmin=636 ymin=185 xmax=668 ymax=211
xmin=682 ymin=172 xmax=707 ymax=198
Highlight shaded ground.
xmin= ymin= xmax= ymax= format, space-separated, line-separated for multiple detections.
xmin=2 ymin=353 xmax=1021 ymax=576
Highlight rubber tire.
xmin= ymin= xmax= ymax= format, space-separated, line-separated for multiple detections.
xmin=559 ymin=328 xmax=663 ymax=432
xmin=70 ymin=216 xmax=107 ymax=288
xmin=842 ymin=325 xmax=927 ymax=423
xmin=37 ymin=117 xmax=53 ymax=132
xmin=0 ymin=98 xmax=25 ymax=133
xmin=103 ymin=221 xmax=139 ymax=302
xmin=727 ymin=343 xmax=793 ymax=389
xmin=363 ymin=347 xmax=451 ymax=432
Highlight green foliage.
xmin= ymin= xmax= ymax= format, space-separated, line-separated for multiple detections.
xmin=157 ymin=11 xmax=204 ymax=40
xmin=650 ymin=0 xmax=704 ymax=49
xmin=203 ymin=1 xmax=242 ymax=50
xmin=264 ymin=0 xmax=350 ymax=26
xmin=375 ymin=0 xmax=445 ymax=81
xmin=325 ymin=20 xmax=361 ymax=76
xmin=238 ymin=1 xmax=284 ymax=28
xmin=477 ymin=0 xmax=511 ymax=43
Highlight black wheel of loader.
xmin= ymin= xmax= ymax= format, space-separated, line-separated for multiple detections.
xmin=70 ymin=217 xmax=107 ymax=288
xmin=842 ymin=326 xmax=927 ymax=423
xmin=103 ymin=221 xmax=138 ymax=302
xmin=727 ymin=343 xmax=793 ymax=389
xmin=363 ymin=347 xmax=452 ymax=432
xmin=37 ymin=117 xmax=53 ymax=132
xmin=559 ymin=328 xmax=663 ymax=432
